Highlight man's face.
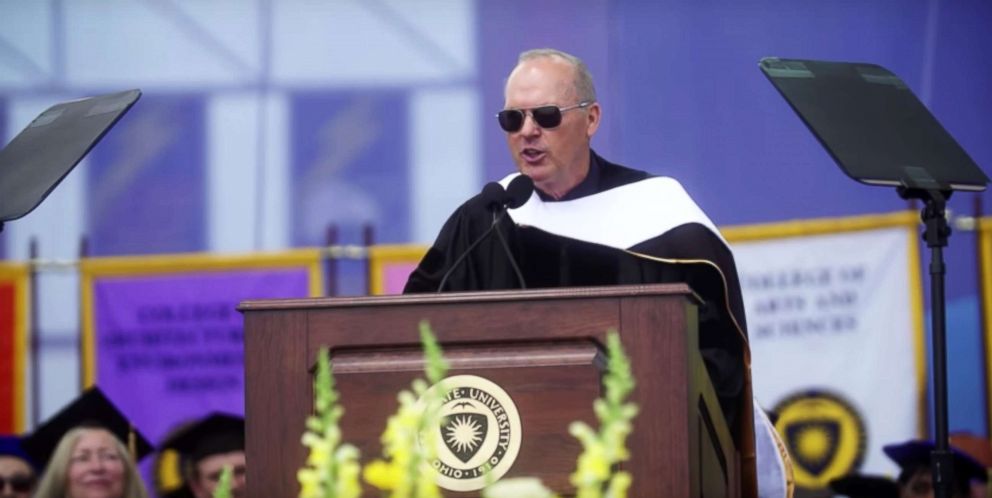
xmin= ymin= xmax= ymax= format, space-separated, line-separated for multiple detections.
xmin=901 ymin=469 xmax=934 ymax=498
xmin=900 ymin=468 xmax=970 ymax=498
xmin=191 ymin=451 xmax=246 ymax=498
xmin=0 ymin=456 xmax=34 ymax=498
xmin=503 ymin=57 xmax=600 ymax=199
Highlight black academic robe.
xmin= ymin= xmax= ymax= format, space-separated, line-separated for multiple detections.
xmin=404 ymin=150 xmax=749 ymax=434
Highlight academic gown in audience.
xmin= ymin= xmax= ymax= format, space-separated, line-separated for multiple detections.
xmin=829 ymin=473 xmax=900 ymax=498
xmin=158 ymin=413 xmax=245 ymax=498
xmin=885 ymin=439 xmax=988 ymax=498
xmin=0 ymin=435 xmax=38 ymax=498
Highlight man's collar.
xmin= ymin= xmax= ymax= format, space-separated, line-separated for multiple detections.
xmin=535 ymin=149 xmax=601 ymax=202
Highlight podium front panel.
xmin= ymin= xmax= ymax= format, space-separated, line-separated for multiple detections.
xmin=332 ymin=342 xmax=601 ymax=493
xmin=243 ymin=284 xmax=742 ymax=498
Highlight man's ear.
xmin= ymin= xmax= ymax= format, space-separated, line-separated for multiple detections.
xmin=586 ymin=102 xmax=601 ymax=138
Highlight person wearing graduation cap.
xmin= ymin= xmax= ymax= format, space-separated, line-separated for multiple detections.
xmin=829 ymin=473 xmax=900 ymax=498
xmin=948 ymin=432 xmax=992 ymax=498
xmin=22 ymin=387 xmax=152 ymax=498
xmin=0 ymin=436 xmax=37 ymax=498
xmin=159 ymin=413 xmax=245 ymax=498
xmin=884 ymin=438 xmax=989 ymax=498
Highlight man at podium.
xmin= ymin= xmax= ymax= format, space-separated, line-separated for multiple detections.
xmin=404 ymin=48 xmax=749 ymax=433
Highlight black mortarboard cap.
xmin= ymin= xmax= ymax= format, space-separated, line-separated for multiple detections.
xmin=20 ymin=387 xmax=153 ymax=467
xmin=160 ymin=413 xmax=244 ymax=465
xmin=884 ymin=439 xmax=989 ymax=483
xmin=0 ymin=90 xmax=140 ymax=228
xmin=829 ymin=473 xmax=900 ymax=498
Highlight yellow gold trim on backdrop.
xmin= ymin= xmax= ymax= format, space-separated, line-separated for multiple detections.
xmin=78 ymin=248 xmax=324 ymax=276
xmin=979 ymin=217 xmax=992 ymax=440
xmin=720 ymin=211 xmax=919 ymax=243
xmin=905 ymin=218 xmax=926 ymax=438
xmin=81 ymin=270 xmax=96 ymax=387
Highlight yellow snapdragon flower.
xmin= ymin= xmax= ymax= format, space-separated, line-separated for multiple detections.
xmin=297 ymin=347 xmax=362 ymax=498
xmin=568 ymin=331 xmax=638 ymax=498
xmin=363 ymin=321 xmax=449 ymax=498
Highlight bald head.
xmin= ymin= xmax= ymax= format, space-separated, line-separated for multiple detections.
xmin=507 ymin=48 xmax=597 ymax=104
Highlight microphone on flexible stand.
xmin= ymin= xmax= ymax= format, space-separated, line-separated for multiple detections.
xmin=436 ymin=175 xmax=534 ymax=292
xmin=490 ymin=175 xmax=532 ymax=289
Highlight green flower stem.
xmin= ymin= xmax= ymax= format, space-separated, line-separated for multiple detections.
xmin=363 ymin=321 xmax=450 ymax=498
xmin=298 ymin=348 xmax=362 ymax=498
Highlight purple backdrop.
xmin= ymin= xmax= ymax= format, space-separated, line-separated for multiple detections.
xmin=91 ymin=268 xmax=310 ymax=485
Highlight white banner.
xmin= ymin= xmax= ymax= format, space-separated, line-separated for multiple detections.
xmin=729 ymin=217 xmax=923 ymax=489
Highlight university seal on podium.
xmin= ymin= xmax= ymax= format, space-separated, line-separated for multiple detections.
xmin=421 ymin=374 xmax=522 ymax=492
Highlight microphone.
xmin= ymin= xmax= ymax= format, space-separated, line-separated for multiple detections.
xmin=503 ymin=174 xmax=534 ymax=209
xmin=480 ymin=181 xmax=506 ymax=212
xmin=436 ymin=176 xmax=534 ymax=292
xmin=489 ymin=176 xmax=532 ymax=289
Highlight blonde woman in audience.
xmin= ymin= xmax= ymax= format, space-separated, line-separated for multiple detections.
xmin=31 ymin=426 xmax=148 ymax=498
xmin=22 ymin=388 xmax=154 ymax=498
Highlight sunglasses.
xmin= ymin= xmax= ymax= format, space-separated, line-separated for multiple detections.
xmin=0 ymin=475 xmax=34 ymax=493
xmin=496 ymin=101 xmax=593 ymax=132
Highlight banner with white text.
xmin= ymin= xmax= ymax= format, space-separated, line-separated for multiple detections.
xmin=725 ymin=212 xmax=924 ymax=490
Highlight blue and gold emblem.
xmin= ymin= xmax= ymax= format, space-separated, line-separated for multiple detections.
xmin=773 ymin=390 xmax=866 ymax=489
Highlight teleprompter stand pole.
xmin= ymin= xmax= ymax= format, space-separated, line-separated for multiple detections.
xmin=899 ymin=186 xmax=954 ymax=498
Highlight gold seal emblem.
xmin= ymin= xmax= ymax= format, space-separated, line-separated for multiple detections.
xmin=421 ymin=375 xmax=522 ymax=492
xmin=773 ymin=390 xmax=866 ymax=490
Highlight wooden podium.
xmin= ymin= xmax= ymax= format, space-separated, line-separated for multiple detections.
xmin=241 ymin=284 xmax=746 ymax=497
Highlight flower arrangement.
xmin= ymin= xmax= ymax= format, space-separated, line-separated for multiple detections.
xmin=481 ymin=331 xmax=637 ymax=498
xmin=362 ymin=321 xmax=449 ymax=498
xmin=297 ymin=346 xmax=362 ymax=498
xmin=258 ymin=322 xmax=639 ymax=498
xmin=568 ymin=331 xmax=637 ymax=498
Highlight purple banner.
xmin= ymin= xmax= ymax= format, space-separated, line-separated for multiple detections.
xmin=92 ymin=268 xmax=309 ymax=445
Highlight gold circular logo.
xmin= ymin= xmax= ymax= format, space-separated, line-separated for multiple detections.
xmin=421 ymin=375 xmax=522 ymax=492
xmin=773 ymin=390 xmax=866 ymax=489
